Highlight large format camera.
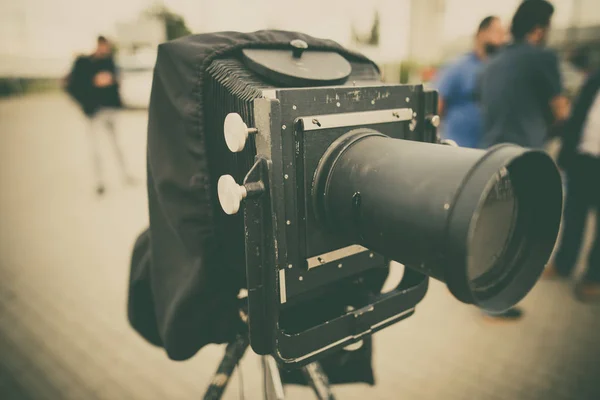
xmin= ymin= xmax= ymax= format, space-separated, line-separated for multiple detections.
xmin=204 ymin=39 xmax=563 ymax=367
xmin=130 ymin=33 xmax=563 ymax=391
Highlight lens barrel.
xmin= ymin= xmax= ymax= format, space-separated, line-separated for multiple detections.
xmin=313 ymin=131 xmax=562 ymax=312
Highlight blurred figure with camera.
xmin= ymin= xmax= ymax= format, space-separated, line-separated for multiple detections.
xmin=436 ymin=15 xmax=506 ymax=148
xmin=545 ymin=47 xmax=600 ymax=302
xmin=65 ymin=36 xmax=136 ymax=196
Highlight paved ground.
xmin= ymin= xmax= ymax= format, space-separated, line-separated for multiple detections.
xmin=1 ymin=92 xmax=599 ymax=400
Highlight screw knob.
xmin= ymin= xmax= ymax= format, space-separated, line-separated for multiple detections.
xmin=217 ymin=175 xmax=247 ymax=215
xmin=428 ymin=114 xmax=441 ymax=128
xmin=440 ymin=138 xmax=459 ymax=147
xmin=291 ymin=39 xmax=308 ymax=58
xmin=224 ymin=113 xmax=257 ymax=153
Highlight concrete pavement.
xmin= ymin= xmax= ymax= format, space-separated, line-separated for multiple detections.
xmin=0 ymin=92 xmax=599 ymax=400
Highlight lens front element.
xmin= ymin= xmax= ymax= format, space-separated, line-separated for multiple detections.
xmin=468 ymin=168 xmax=519 ymax=291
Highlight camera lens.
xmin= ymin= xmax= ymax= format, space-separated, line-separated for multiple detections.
xmin=467 ymin=168 xmax=519 ymax=291
xmin=315 ymin=136 xmax=563 ymax=311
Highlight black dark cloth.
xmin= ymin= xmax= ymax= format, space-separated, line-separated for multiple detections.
xmin=478 ymin=42 xmax=562 ymax=148
xmin=66 ymin=55 xmax=122 ymax=116
xmin=127 ymin=31 xmax=380 ymax=364
xmin=557 ymin=70 xmax=600 ymax=169
xmin=553 ymin=154 xmax=600 ymax=282
xmin=553 ymin=70 xmax=600 ymax=283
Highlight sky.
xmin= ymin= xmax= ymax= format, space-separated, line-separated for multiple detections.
xmin=0 ymin=0 xmax=598 ymax=75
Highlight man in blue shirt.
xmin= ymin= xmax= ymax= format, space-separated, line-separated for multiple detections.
xmin=437 ymin=16 xmax=506 ymax=148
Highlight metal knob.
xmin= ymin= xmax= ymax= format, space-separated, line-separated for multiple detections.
xmin=440 ymin=138 xmax=459 ymax=147
xmin=428 ymin=114 xmax=441 ymax=128
xmin=224 ymin=113 xmax=257 ymax=153
xmin=290 ymin=39 xmax=308 ymax=58
xmin=218 ymin=175 xmax=247 ymax=215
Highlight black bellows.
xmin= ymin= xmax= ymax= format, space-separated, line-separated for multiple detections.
xmin=204 ymin=59 xmax=267 ymax=276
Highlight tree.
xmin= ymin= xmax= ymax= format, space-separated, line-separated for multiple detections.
xmin=369 ymin=11 xmax=380 ymax=46
xmin=144 ymin=4 xmax=191 ymax=41
xmin=351 ymin=10 xmax=380 ymax=46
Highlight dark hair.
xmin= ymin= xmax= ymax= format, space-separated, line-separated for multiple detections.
xmin=97 ymin=35 xmax=108 ymax=44
xmin=510 ymin=0 xmax=555 ymax=40
xmin=477 ymin=16 xmax=498 ymax=34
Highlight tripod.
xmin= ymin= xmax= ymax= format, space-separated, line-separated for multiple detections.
xmin=203 ymin=335 xmax=335 ymax=400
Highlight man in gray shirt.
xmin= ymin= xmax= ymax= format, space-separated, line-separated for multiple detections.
xmin=477 ymin=0 xmax=570 ymax=321
xmin=479 ymin=0 xmax=569 ymax=149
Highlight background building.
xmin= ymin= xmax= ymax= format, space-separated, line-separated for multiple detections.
xmin=0 ymin=0 xmax=599 ymax=79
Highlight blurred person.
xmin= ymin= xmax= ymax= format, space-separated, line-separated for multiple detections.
xmin=477 ymin=0 xmax=569 ymax=321
xmin=436 ymin=15 xmax=518 ymax=323
xmin=65 ymin=36 xmax=136 ymax=195
xmin=545 ymin=47 xmax=600 ymax=302
xmin=436 ymin=15 xmax=506 ymax=148
xmin=478 ymin=0 xmax=569 ymax=149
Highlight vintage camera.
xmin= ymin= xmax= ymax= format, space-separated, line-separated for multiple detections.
xmin=206 ymin=40 xmax=562 ymax=368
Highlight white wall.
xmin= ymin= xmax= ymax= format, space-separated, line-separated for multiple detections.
xmin=442 ymin=0 xmax=599 ymax=45
xmin=0 ymin=0 xmax=152 ymax=76
xmin=0 ymin=0 xmax=151 ymax=58
xmin=1 ymin=0 xmax=600 ymax=76
xmin=407 ymin=0 xmax=445 ymax=63
xmin=186 ymin=0 xmax=412 ymax=63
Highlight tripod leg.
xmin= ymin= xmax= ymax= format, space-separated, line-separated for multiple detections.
xmin=87 ymin=116 xmax=105 ymax=193
xmin=203 ymin=335 xmax=249 ymax=400
xmin=262 ymin=356 xmax=285 ymax=400
xmin=301 ymin=362 xmax=336 ymax=400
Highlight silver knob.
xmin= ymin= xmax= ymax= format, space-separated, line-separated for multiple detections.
xmin=217 ymin=175 xmax=247 ymax=215
xmin=440 ymin=138 xmax=459 ymax=147
xmin=290 ymin=39 xmax=308 ymax=58
xmin=428 ymin=114 xmax=441 ymax=128
xmin=224 ymin=113 xmax=257 ymax=153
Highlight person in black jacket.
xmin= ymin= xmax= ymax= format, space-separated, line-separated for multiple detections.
xmin=545 ymin=47 xmax=600 ymax=302
xmin=66 ymin=36 xmax=135 ymax=195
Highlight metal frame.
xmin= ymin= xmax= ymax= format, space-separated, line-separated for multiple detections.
xmin=307 ymin=245 xmax=370 ymax=270
xmin=242 ymin=85 xmax=439 ymax=368
xmin=299 ymin=108 xmax=413 ymax=131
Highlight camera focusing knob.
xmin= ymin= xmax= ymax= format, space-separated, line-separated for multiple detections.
xmin=427 ymin=114 xmax=441 ymax=128
xmin=218 ymin=175 xmax=247 ymax=215
xmin=224 ymin=113 xmax=258 ymax=153
xmin=217 ymin=174 xmax=265 ymax=215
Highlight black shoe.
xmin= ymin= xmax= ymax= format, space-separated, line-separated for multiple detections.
xmin=482 ymin=307 xmax=524 ymax=323
xmin=574 ymin=282 xmax=600 ymax=303
xmin=96 ymin=185 xmax=105 ymax=196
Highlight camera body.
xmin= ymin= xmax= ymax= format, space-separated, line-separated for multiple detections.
xmin=208 ymin=51 xmax=437 ymax=366
xmin=245 ymin=84 xmax=435 ymax=366
xmin=131 ymin=31 xmax=562 ymax=367
xmin=210 ymin=43 xmax=561 ymax=367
